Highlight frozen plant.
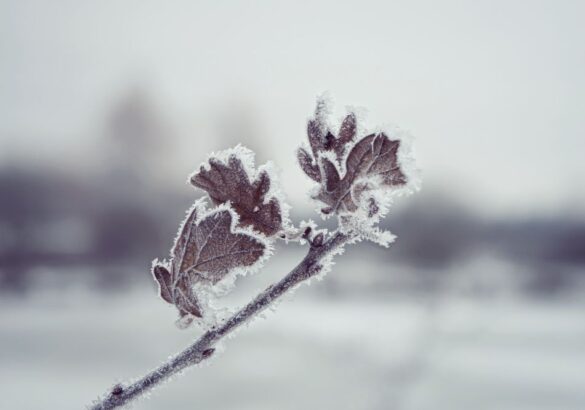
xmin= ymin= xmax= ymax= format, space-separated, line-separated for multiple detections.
xmin=90 ymin=95 xmax=419 ymax=409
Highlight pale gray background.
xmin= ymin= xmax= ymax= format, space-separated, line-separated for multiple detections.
xmin=1 ymin=1 xmax=584 ymax=409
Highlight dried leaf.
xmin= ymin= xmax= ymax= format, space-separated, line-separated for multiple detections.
xmin=177 ymin=209 xmax=266 ymax=283
xmin=152 ymin=262 xmax=203 ymax=317
xmin=153 ymin=206 xmax=266 ymax=320
xmin=346 ymin=133 xmax=406 ymax=187
xmin=298 ymin=98 xmax=408 ymax=215
xmin=307 ymin=118 xmax=326 ymax=159
xmin=152 ymin=264 xmax=172 ymax=304
xmin=337 ymin=113 xmax=357 ymax=149
xmin=315 ymin=133 xmax=407 ymax=213
xmin=191 ymin=155 xmax=282 ymax=236
xmin=171 ymin=204 xmax=200 ymax=278
xmin=298 ymin=103 xmax=359 ymax=180
xmin=320 ymin=156 xmax=340 ymax=191
xmin=307 ymin=97 xmax=329 ymax=158
xmin=173 ymin=276 xmax=203 ymax=317
xmin=297 ymin=147 xmax=321 ymax=182
xmin=324 ymin=113 xmax=357 ymax=161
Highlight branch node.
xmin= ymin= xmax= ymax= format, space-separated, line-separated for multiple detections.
xmin=301 ymin=226 xmax=312 ymax=240
xmin=311 ymin=233 xmax=324 ymax=247
xmin=110 ymin=384 xmax=124 ymax=396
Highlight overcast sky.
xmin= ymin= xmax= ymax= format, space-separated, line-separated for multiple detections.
xmin=1 ymin=0 xmax=584 ymax=217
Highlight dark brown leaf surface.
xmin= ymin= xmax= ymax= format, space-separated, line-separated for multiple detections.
xmin=152 ymin=262 xmax=203 ymax=317
xmin=298 ymin=106 xmax=359 ymax=183
xmin=326 ymin=113 xmax=356 ymax=161
xmin=173 ymin=276 xmax=204 ymax=317
xmin=152 ymin=264 xmax=173 ymax=304
xmin=153 ymin=207 xmax=266 ymax=319
xmin=298 ymin=99 xmax=407 ymax=215
xmin=297 ymin=147 xmax=321 ymax=182
xmin=191 ymin=156 xmax=282 ymax=236
xmin=315 ymin=133 xmax=407 ymax=213
xmin=177 ymin=209 xmax=265 ymax=282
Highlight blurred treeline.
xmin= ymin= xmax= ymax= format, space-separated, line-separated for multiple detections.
xmin=1 ymin=90 xmax=584 ymax=296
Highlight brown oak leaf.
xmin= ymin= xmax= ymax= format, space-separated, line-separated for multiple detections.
xmin=152 ymin=263 xmax=204 ymax=318
xmin=297 ymin=147 xmax=321 ymax=182
xmin=298 ymin=99 xmax=407 ymax=215
xmin=152 ymin=264 xmax=173 ymax=304
xmin=306 ymin=96 xmax=329 ymax=159
xmin=326 ymin=112 xmax=357 ymax=161
xmin=300 ymin=99 xmax=357 ymax=168
xmin=315 ymin=133 xmax=407 ymax=214
xmin=153 ymin=206 xmax=266 ymax=319
xmin=190 ymin=155 xmax=282 ymax=237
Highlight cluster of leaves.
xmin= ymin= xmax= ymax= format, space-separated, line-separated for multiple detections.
xmin=92 ymin=95 xmax=418 ymax=410
xmin=297 ymin=98 xmax=407 ymax=217
xmin=152 ymin=96 xmax=413 ymax=326
xmin=152 ymin=148 xmax=284 ymax=322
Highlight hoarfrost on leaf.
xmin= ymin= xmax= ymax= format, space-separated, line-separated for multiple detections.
xmin=152 ymin=200 xmax=269 ymax=323
xmin=313 ymin=130 xmax=407 ymax=215
xmin=297 ymin=95 xmax=419 ymax=247
xmin=190 ymin=145 xmax=287 ymax=237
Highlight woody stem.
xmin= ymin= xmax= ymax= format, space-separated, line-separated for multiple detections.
xmin=90 ymin=231 xmax=351 ymax=410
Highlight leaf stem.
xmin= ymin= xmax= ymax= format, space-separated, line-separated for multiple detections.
xmin=90 ymin=231 xmax=351 ymax=410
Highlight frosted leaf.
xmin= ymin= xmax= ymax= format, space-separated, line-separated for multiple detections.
xmin=297 ymin=147 xmax=321 ymax=182
xmin=298 ymin=97 xmax=416 ymax=219
xmin=335 ymin=112 xmax=357 ymax=159
xmin=152 ymin=261 xmax=204 ymax=318
xmin=315 ymin=132 xmax=406 ymax=214
xmin=152 ymin=264 xmax=173 ymax=304
xmin=181 ymin=209 xmax=265 ymax=281
xmin=306 ymin=93 xmax=333 ymax=159
xmin=191 ymin=146 xmax=284 ymax=237
xmin=152 ymin=201 xmax=268 ymax=321
xmin=173 ymin=275 xmax=204 ymax=318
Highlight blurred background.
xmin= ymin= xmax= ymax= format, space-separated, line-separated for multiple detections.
xmin=1 ymin=1 xmax=584 ymax=409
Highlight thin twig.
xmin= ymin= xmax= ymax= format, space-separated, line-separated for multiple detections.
xmin=90 ymin=231 xmax=351 ymax=410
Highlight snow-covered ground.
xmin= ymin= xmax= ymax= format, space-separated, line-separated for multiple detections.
xmin=1 ymin=279 xmax=584 ymax=410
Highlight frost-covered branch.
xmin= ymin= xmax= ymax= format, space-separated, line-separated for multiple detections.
xmin=90 ymin=231 xmax=351 ymax=410
xmin=90 ymin=94 xmax=419 ymax=409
